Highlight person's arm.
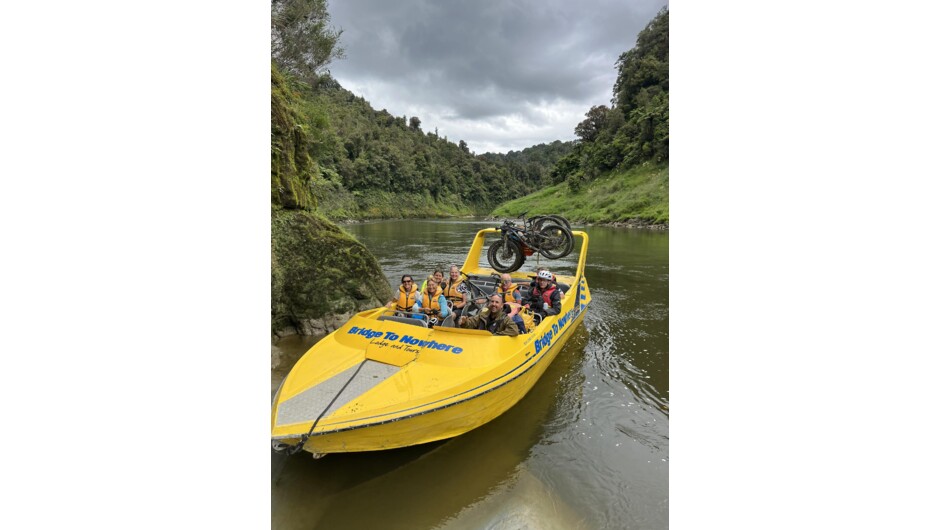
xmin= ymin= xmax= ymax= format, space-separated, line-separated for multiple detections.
xmin=512 ymin=290 xmax=522 ymax=303
xmin=459 ymin=314 xmax=481 ymax=329
xmin=522 ymin=291 xmax=536 ymax=309
xmin=495 ymin=316 xmax=519 ymax=336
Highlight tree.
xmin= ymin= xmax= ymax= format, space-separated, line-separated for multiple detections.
xmin=613 ymin=7 xmax=668 ymax=115
xmin=574 ymin=105 xmax=611 ymax=143
xmin=271 ymin=0 xmax=345 ymax=81
xmin=409 ymin=116 xmax=422 ymax=131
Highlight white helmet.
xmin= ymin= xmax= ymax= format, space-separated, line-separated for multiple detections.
xmin=537 ymin=270 xmax=553 ymax=280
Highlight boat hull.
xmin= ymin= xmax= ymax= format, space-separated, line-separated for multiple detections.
xmin=275 ymin=310 xmax=586 ymax=455
xmin=271 ymin=228 xmax=592 ymax=456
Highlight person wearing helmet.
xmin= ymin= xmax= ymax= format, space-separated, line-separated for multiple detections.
xmin=529 ymin=267 xmax=564 ymax=299
xmin=524 ymin=269 xmax=562 ymax=318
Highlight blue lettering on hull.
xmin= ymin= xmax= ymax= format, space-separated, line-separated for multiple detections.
xmin=347 ymin=326 xmax=462 ymax=354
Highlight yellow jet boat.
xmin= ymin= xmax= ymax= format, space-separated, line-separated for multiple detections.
xmin=271 ymin=228 xmax=591 ymax=457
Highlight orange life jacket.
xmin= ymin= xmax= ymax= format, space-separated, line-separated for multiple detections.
xmin=422 ymin=285 xmax=443 ymax=314
xmin=396 ymin=284 xmax=419 ymax=311
xmin=497 ymin=283 xmax=520 ymax=303
xmin=442 ymin=278 xmax=465 ymax=305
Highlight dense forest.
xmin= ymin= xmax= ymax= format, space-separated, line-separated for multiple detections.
xmin=550 ymin=7 xmax=668 ymax=194
xmin=273 ymin=75 xmax=576 ymax=218
xmin=271 ymin=0 xmax=667 ymax=223
xmin=295 ymin=79 xmax=574 ymax=218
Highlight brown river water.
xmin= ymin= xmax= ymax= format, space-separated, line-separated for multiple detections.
xmin=271 ymin=219 xmax=668 ymax=529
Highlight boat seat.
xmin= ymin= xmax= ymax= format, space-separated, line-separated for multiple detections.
xmin=439 ymin=314 xmax=456 ymax=328
xmin=377 ymin=315 xmax=429 ymax=328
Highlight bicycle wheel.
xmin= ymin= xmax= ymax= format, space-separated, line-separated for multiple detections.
xmin=536 ymin=222 xmax=574 ymax=259
xmin=531 ymin=215 xmax=572 ymax=233
xmin=487 ymin=238 xmax=525 ymax=272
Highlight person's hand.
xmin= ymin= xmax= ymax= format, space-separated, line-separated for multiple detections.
xmin=542 ymin=302 xmax=549 ymax=311
xmin=459 ymin=316 xmax=468 ymax=326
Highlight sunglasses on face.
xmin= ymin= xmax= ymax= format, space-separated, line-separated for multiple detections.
xmin=403 ymin=280 xmax=413 ymax=283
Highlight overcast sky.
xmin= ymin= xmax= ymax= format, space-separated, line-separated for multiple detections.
xmin=326 ymin=0 xmax=668 ymax=154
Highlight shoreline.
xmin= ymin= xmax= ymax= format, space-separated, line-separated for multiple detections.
xmin=332 ymin=215 xmax=668 ymax=230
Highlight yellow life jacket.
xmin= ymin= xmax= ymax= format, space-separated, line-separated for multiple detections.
xmin=396 ymin=284 xmax=419 ymax=311
xmin=517 ymin=306 xmax=535 ymax=333
xmin=497 ymin=283 xmax=520 ymax=304
xmin=442 ymin=278 xmax=465 ymax=305
xmin=422 ymin=285 xmax=443 ymax=314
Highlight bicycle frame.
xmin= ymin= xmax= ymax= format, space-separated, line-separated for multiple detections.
xmin=497 ymin=216 xmax=546 ymax=254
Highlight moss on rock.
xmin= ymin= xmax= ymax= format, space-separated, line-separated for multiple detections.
xmin=271 ymin=63 xmax=392 ymax=337
xmin=271 ymin=209 xmax=391 ymax=336
xmin=271 ymin=63 xmax=317 ymax=210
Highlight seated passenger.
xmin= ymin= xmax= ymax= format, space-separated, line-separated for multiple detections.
xmin=442 ymin=265 xmax=469 ymax=311
xmin=421 ymin=269 xmax=445 ymax=293
xmin=413 ymin=276 xmax=450 ymax=326
xmin=458 ymin=294 xmax=520 ymax=336
xmin=497 ymin=273 xmax=526 ymax=334
xmin=524 ymin=269 xmax=562 ymax=318
xmin=388 ymin=275 xmax=418 ymax=314
xmin=529 ymin=266 xmax=565 ymax=300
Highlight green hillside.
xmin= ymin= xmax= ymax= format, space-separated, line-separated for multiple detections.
xmin=493 ymin=163 xmax=668 ymax=225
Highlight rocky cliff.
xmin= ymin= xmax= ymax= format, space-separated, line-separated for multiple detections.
xmin=271 ymin=64 xmax=391 ymax=339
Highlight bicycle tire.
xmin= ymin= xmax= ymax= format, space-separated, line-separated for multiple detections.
xmin=531 ymin=215 xmax=572 ymax=232
xmin=536 ymin=222 xmax=574 ymax=259
xmin=487 ymin=238 xmax=525 ymax=273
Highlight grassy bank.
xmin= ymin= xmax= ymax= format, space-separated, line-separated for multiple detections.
xmin=492 ymin=163 xmax=668 ymax=224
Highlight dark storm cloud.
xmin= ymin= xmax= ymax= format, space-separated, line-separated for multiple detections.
xmin=327 ymin=0 xmax=667 ymax=153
